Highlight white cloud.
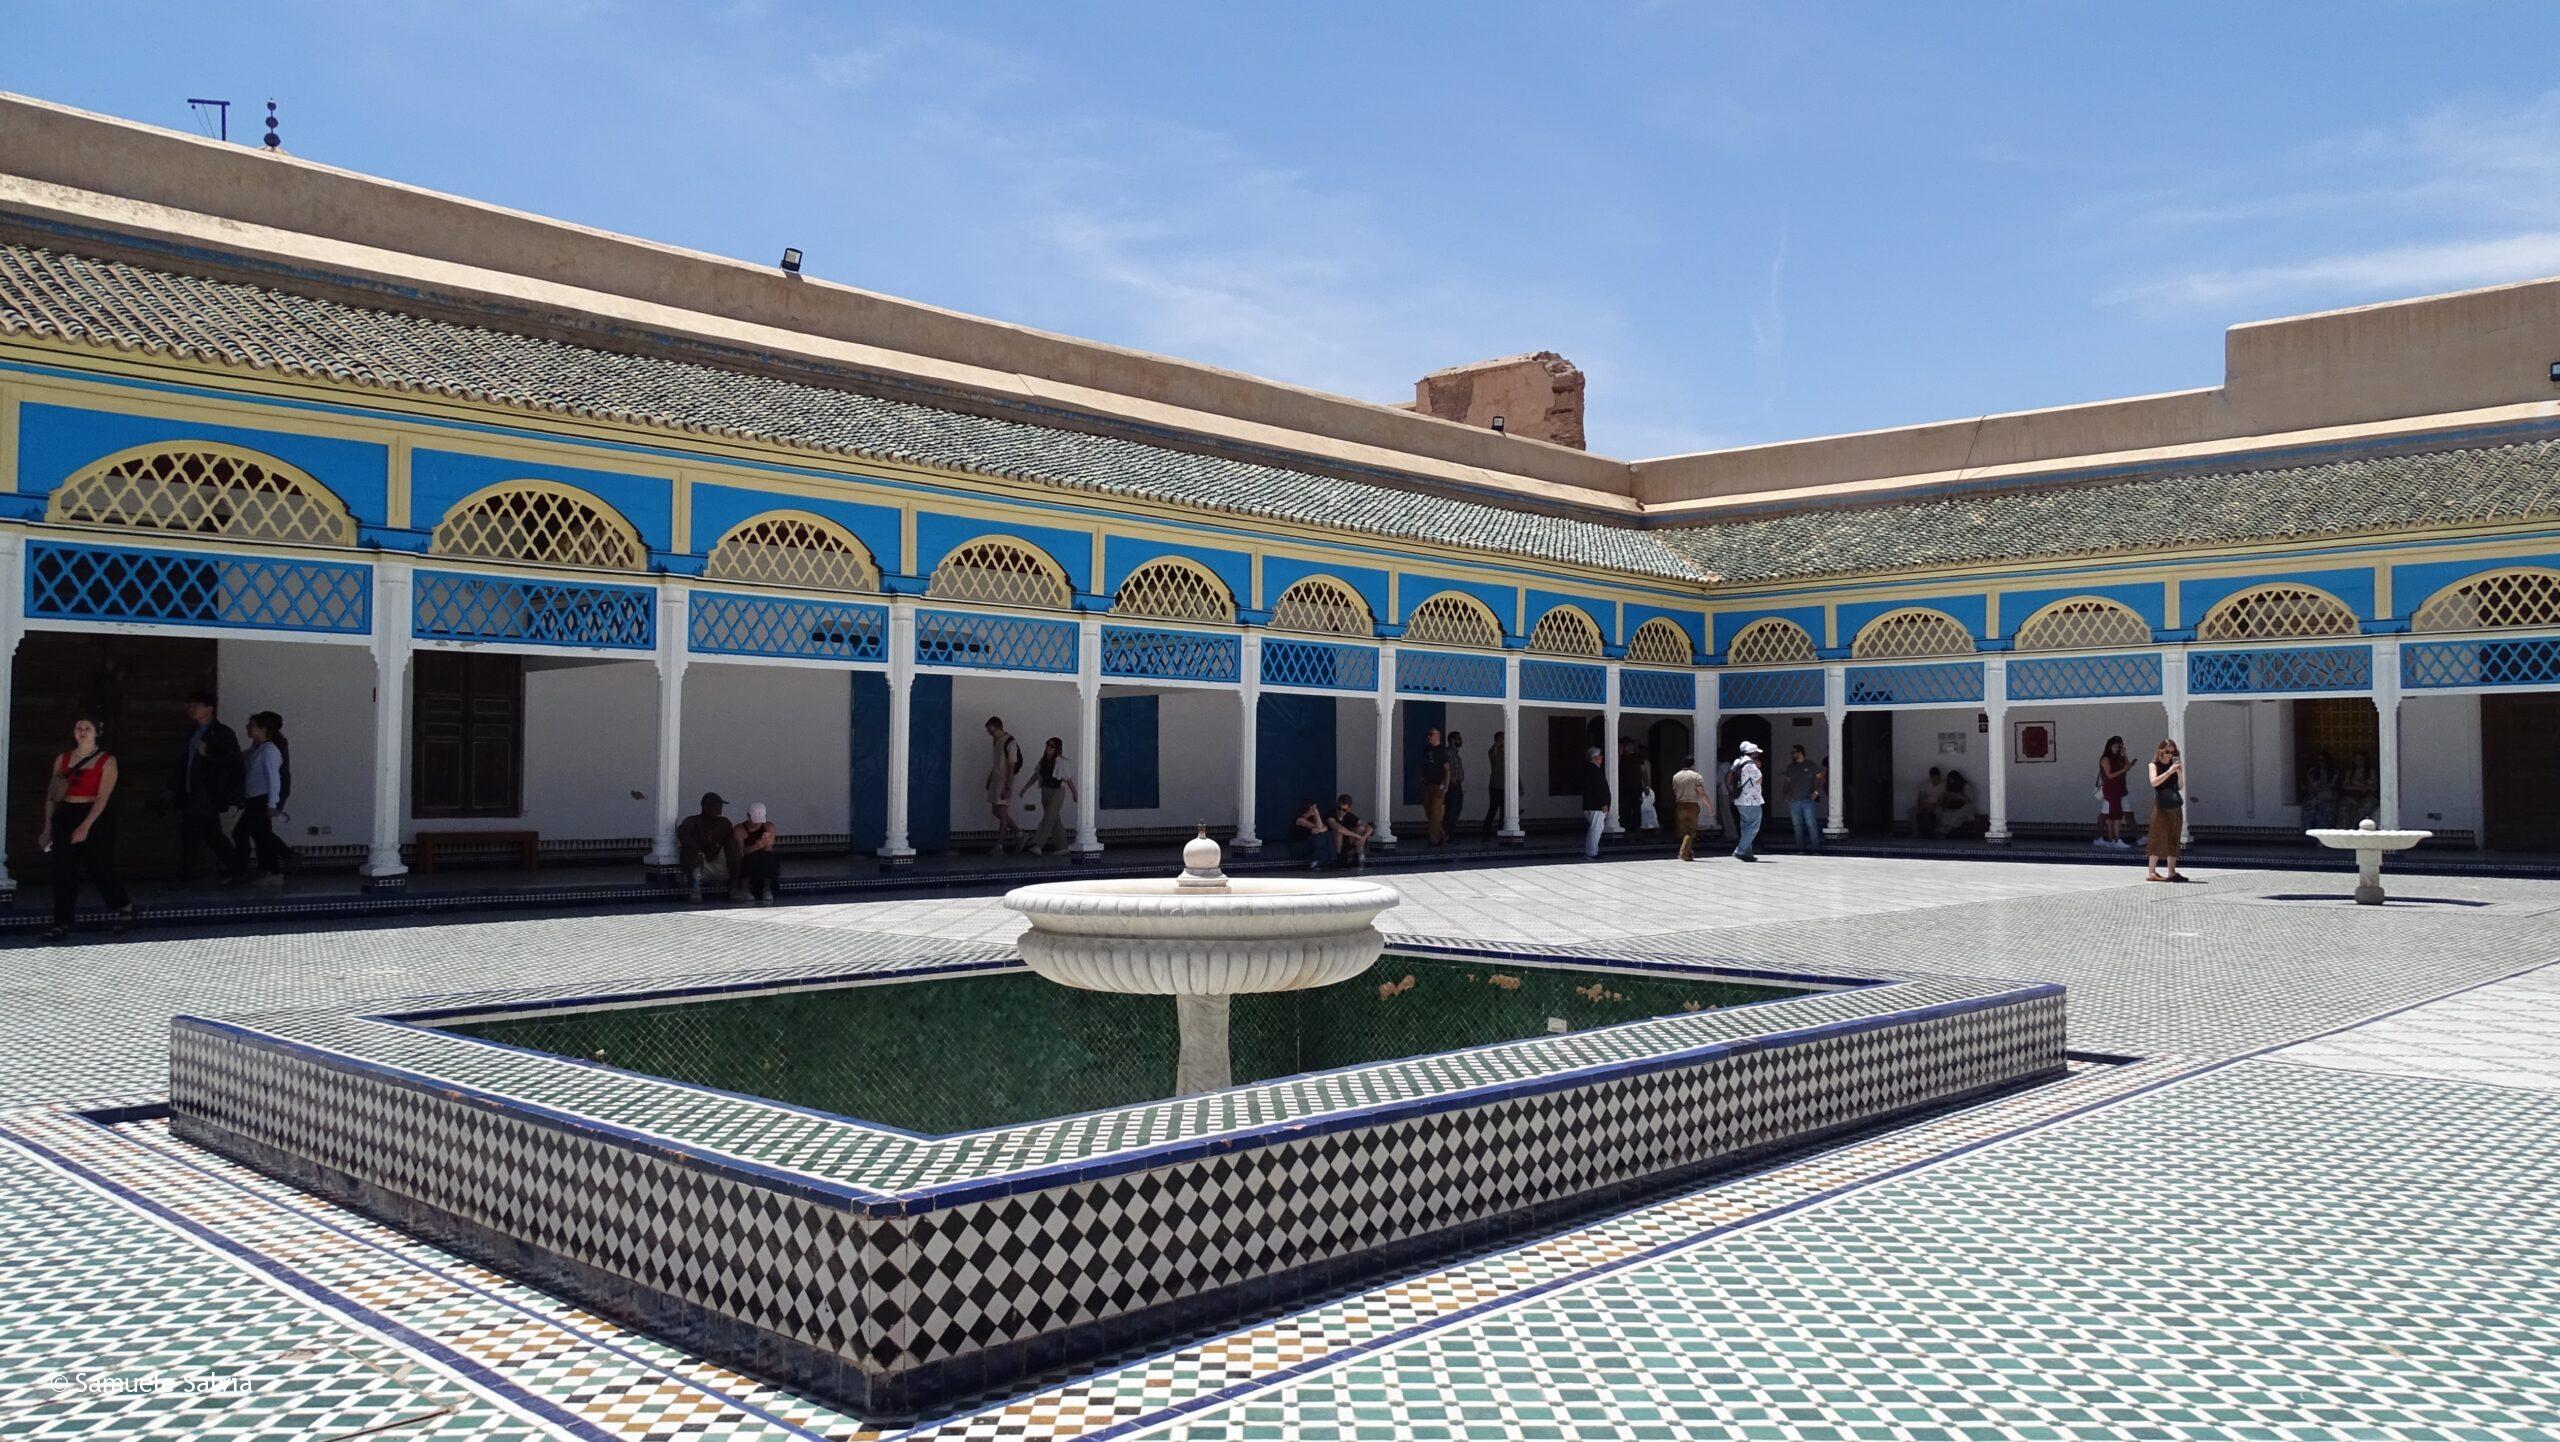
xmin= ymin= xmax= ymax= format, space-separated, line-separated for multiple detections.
xmin=2110 ymin=232 xmax=2560 ymax=313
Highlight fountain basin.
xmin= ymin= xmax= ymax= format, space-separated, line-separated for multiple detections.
xmin=2307 ymin=819 xmax=2434 ymax=905
xmin=1006 ymin=876 xmax=1398 ymax=994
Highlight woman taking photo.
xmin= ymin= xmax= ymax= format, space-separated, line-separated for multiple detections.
xmin=2146 ymin=739 xmax=2190 ymax=883
xmin=39 ymin=716 xmax=138 ymax=941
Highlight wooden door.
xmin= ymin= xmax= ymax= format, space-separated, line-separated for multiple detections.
xmin=1845 ymin=711 xmax=1896 ymax=835
xmin=2482 ymin=694 xmax=2560 ymax=851
xmin=9 ymin=632 xmax=218 ymax=879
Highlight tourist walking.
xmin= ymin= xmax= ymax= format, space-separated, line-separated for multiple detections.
xmin=1444 ymin=731 xmax=1468 ymax=845
xmin=737 ymin=802 xmax=781 ymax=904
xmin=40 ymin=716 xmax=137 ymax=942
xmin=2095 ymin=736 xmax=2133 ymax=849
xmin=169 ymin=690 xmax=243 ymax=882
xmin=1419 ymin=725 xmax=1451 ymax=845
xmin=1020 ymin=736 xmax=1077 ymax=855
xmin=1671 ymin=754 xmax=1708 ymax=862
xmin=1580 ymin=745 xmax=1611 ymax=859
xmin=984 ymin=717 xmax=1025 ymax=853
xmin=677 ymin=791 xmax=744 ymax=903
xmin=1730 ymin=741 xmax=1765 ymax=861
xmin=1481 ymin=731 xmax=1507 ymax=838
xmin=228 ymin=710 xmax=293 ymax=887
xmin=2145 ymin=739 xmax=2190 ymax=883
xmin=1784 ymin=744 xmax=1823 ymax=851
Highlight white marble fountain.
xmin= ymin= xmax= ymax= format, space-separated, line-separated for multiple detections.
xmin=1004 ymin=831 xmax=1400 ymax=1094
xmin=2306 ymin=817 xmax=2434 ymax=905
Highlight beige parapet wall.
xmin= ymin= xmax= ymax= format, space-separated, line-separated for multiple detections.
xmin=6 ymin=90 xmax=2559 ymax=527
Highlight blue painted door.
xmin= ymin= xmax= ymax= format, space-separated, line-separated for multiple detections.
xmin=850 ymin=673 xmax=953 ymax=853
xmin=1099 ymin=695 xmax=1160 ymax=810
xmin=1256 ymin=693 xmax=1335 ymax=844
xmin=1399 ymin=700 xmax=1445 ymax=806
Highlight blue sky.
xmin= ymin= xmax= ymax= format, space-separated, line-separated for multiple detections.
xmin=11 ymin=3 xmax=2560 ymax=456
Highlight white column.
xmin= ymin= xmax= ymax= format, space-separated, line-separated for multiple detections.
xmin=1983 ymin=654 xmax=2010 ymax=844
xmin=1500 ymin=654 xmax=1525 ymax=843
xmin=0 ymin=535 xmax=21 ymax=902
xmin=2163 ymin=647 xmax=2191 ymax=846
xmin=1823 ymin=663 xmax=1848 ymax=837
xmin=2374 ymin=636 xmax=2402 ymax=830
xmin=1234 ymin=632 xmax=1262 ymax=852
xmin=644 ymin=584 xmax=690 ymax=870
xmin=879 ymin=599 xmax=917 ymax=863
xmin=1694 ymin=669 xmax=1721 ymax=834
xmin=1602 ymin=660 xmax=1625 ymax=836
xmin=362 ymin=560 xmax=414 ymax=886
xmin=1072 ymin=613 xmax=1103 ymax=857
xmin=1370 ymin=644 xmax=1399 ymax=848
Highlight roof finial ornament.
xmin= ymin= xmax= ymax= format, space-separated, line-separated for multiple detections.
xmin=262 ymin=100 xmax=280 ymax=153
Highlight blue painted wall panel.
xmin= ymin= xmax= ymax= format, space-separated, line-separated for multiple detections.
xmin=1622 ymin=602 xmax=1708 ymax=655
xmin=1525 ymin=587 xmax=1617 ymax=645
xmin=1262 ymin=556 xmax=1390 ymax=629
xmin=1100 ymin=535 xmax=1252 ymax=607
xmin=411 ymin=448 xmax=673 ymax=553
xmin=1399 ymin=575 xmax=1520 ymax=633
xmin=913 ymin=512 xmax=1093 ymax=593
xmin=2179 ymin=567 xmax=2377 ymax=626
xmin=690 ymin=482 xmax=901 ymax=571
xmin=1099 ymin=695 xmax=1160 ymax=810
xmin=1712 ymin=604 xmax=1828 ymax=654
xmin=17 ymin=401 xmax=392 ymax=525
xmin=1995 ymin=581 xmax=2169 ymax=636
xmin=2387 ymin=552 xmax=2560 ymax=621
xmin=1837 ymin=593 xmax=1991 ymax=646
xmin=1257 ymin=693 xmax=1336 ymax=848
xmin=849 ymin=671 xmax=951 ymax=852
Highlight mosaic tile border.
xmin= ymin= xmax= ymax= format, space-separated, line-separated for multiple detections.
xmin=167 ymin=951 xmax=2065 ymax=1417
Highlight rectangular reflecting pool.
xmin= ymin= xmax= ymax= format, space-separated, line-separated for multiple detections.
xmin=442 ymin=953 xmax=1798 ymax=1134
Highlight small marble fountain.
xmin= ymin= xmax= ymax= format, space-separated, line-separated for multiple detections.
xmin=1004 ymin=830 xmax=1400 ymax=1093
xmin=2306 ymin=817 xmax=2434 ymax=905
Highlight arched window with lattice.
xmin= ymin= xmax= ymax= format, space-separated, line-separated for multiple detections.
xmin=1269 ymin=576 xmax=1374 ymax=637
xmin=48 ymin=443 xmax=358 ymax=546
xmin=2011 ymin=597 xmax=2152 ymax=652
xmin=431 ymin=482 xmax=646 ymax=570
xmin=704 ymin=512 xmax=879 ymax=592
xmin=1402 ymin=592 xmax=1505 ymax=649
xmin=2410 ymin=568 xmax=2560 ymax=633
xmin=1112 ymin=558 xmax=1236 ymax=623
xmin=1526 ymin=606 xmax=1604 ymax=657
xmin=1625 ymin=618 xmax=1695 ymax=666
xmin=1851 ymin=608 xmax=1976 ymax=660
xmin=925 ymin=536 xmax=1074 ymax=609
xmin=2193 ymin=584 xmax=2359 ymax=642
xmin=1724 ymin=618 xmax=1818 ymax=666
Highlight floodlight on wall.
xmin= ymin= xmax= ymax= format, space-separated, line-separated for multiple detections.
xmin=2550 ymin=360 xmax=2559 ymax=384
xmin=780 ymin=248 xmax=804 ymax=275
xmin=1490 ymin=415 xmax=1506 ymax=434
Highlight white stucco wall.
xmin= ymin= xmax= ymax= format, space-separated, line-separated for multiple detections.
xmin=678 ymin=662 xmax=850 ymax=837
xmin=519 ymin=658 xmax=658 ymax=838
xmin=215 ymin=638 xmax=378 ymax=847
xmin=2398 ymin=693 xmax=2483 ymax=837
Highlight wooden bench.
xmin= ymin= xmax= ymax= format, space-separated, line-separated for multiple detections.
xmin=411 ymin=830 xmax=541 ymax=875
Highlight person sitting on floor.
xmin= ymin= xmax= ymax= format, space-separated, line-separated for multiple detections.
xmin=1938 ymin=769 xmax=1987 ymax=839
xmin=1327 ymin=793 xmax=1374 ymax=868
xmin=1913 ymin=766 xmax=1947 ymax=838
xmin=1292 ymin=798 xmax=1336 ymax=868
xmin=675 ymin=791 xmax=744 ymax=903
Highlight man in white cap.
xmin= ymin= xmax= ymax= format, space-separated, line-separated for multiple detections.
xmin=1729 ymin=742 xmax=1766 ymax=861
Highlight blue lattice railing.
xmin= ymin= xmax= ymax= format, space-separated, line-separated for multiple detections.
xmin=915 ymin=609 xmax=1078 ymax=673
xmin=1720 ymin=668 xmax=1825 ymax=712
xmin=1100 ymin=626 xmax=1242 ymax=683
xmin=1618 ymin=667 xmax=1696 ymax=711
xmin=1261 ymin=638 xmax=1380 ymax=692
xmin=1520 ymin=658 xmax=1604 ymax=706
xmin=26 ymin=541 xmax=370 ymax=635
xmin=2005 ymin=653 xmax=2163 ymax=701
xmin=689 ymin=591 xmax=886 ymax=664
xmin=1845 ymin=661 xmax=1984 ymax=707
xmin=2188 ymin=645 xmax=2372 ymax=695
xmin=1396 ymin=648 xmax=1507 ymax=699
xmin=413 ymin=570 xmax=654 ymax=649
xmin=2402 ymin=636 xmax=2560 ymax=690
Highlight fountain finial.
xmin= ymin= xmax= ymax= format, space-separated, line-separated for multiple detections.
xmin=1178 ymin=825 xmax=1228 ymax=890
xmin=2358 ymin=817 xmax=2378 ymax=832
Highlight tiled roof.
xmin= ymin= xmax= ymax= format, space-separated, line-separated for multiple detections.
xmin=0 ymin=244 xmax=1700 ymax=581
xmin=1659 ymin=441 xmax=2560 ymax=584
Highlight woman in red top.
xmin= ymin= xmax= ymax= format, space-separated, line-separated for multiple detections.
xmin=40 ymin=716 xmax=136 ymax=942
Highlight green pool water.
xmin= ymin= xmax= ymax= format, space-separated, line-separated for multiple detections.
xmin=440 ymin=954 xmax=1796 ymax=1134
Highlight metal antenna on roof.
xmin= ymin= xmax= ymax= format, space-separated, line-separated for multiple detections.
xmin=186 ymin=98 xmax=231 ymax=144
xmin=262 ymin=100 xmax=281 ymax=153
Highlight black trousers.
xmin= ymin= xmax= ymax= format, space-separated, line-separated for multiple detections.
xmin=742 ymin=850 xmax=782 ymax=897
xmin=179 ymin=794 xmax=240 ymax=878
xmin=51 ymin=806 xmax=131 ymax=928
xmin=231 ymin=798 xmax=292 ymax=876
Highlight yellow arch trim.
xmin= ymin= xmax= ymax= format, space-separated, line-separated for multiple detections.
xmin=925 ymin=532 xmax=1077 ymax=607
xmin=1403 ymin=589 xmax=1508 ymax=649
xmin=1850 ymin=606 xmax=1976 ymax=659
xmin=2409 ymin=566 xmax=2560 ymax=633
xmin=51 ymin=440 xmax=359 ymax=546
xmin=2192 ymin=582 xmax=2359 ymax=641
xmin=1111 ymin=554 xmax=1239 ymax=621
xmin=1526 ymin=603 xmax=1606 ymax=657
xmin=704 ymin=508 xmax=882 ymax=589
xmin=1724 ymin=616 xmax=1819 ymax=666
xmin=2009 ymin=595 xmax=2152 ymax=652
xmin=1270 ymin=573 xmax=1377 ymax=634
xmin=430 ymin=478 xmax=649 ymax=569
xmin=1626 ymin=617 xmax=1696 ymax=666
